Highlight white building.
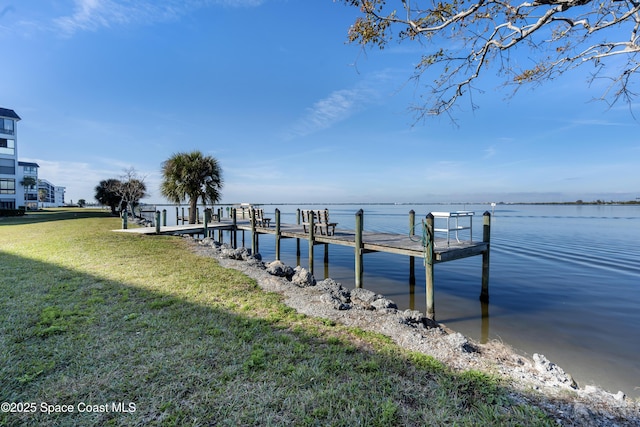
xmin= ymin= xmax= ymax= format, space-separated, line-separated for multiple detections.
xmin=0 ymin=107 xmax=21 ymax=210
xmin=19 ymin=161 xmax=39 ymax=210
xmin=1 ymin=107 xmax=66 ymax=210
xmin=38 ymin=179 xmax=66 ymax=208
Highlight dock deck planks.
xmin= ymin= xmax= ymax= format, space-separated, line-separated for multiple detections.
xmin=114 ymin=220 xmax=486 ymax=262
xmin=235 ymin=223 xmax=487 ymax=263
xmin=114 ymin=211 xmax=491 ymax=320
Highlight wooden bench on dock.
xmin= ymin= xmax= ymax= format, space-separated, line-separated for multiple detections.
xmin=251 ymin=208 xmax=271 ymax=227
xmin=301 ymin=209 xmax=337 ymax=236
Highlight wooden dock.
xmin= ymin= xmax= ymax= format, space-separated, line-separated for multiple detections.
xmin=113 ymin=220 xmax=244 ymax=236
xmin=238 ymin=222 xmax=487 ymax=261
xmin=114 ymin=208 xmax=491 ymax=320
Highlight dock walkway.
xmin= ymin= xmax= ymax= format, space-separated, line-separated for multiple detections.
xmin=236 ymin=222 xmax=487 ymax=263
xmin=113 ymin=209 xmax=491 ymax=320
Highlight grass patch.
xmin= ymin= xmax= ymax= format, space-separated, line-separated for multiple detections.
xmin=0 ymin=209 xmax=555 ymax=426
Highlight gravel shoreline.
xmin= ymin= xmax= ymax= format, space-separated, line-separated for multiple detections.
xmin=187 ymin=236 xmax=640 ymax=426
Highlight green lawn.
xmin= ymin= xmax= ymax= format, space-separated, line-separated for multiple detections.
xmin=0 ymin=209 xmax=554 ymax=426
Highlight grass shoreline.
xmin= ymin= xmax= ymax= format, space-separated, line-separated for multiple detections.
xmin=0 ymin=209 xmax=586 ymax=425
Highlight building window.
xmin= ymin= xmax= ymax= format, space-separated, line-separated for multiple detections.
xmin=0 ymin=159 xmax=15 ymax=175
xmin=0 ymin=138 xmax=15 ymax=155
xmin=0 ymin=199 xmax=16 ymax=209
xmin=0 ymin=118 xmax=14 ymax=135
xmin=0 ymin=178 xmax=16 ymax=194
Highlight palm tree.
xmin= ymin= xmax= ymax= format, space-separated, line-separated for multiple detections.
xmin=95 ymin=179 xmax=123 ymax=215
xmin=160 ymin=151 xmax=223 ymax=224
xmin=19 ymin=176 xmax=37 ymax=209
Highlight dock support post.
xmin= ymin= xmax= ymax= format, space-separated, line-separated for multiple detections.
xmin=232 ymin=208 xmax=237 ymax=248
xmin=121 ymin=208 xmax=128 ymax=229
xmin=162 ymin=209 xmax=167 ymax=227
xmin=425 ymin=213 xmax=435 ymax=320
xmin=175 ymin=206 xmax=179 ymax=225
xmin=308 ymin=211 xmax=315 ymax=274
xmin=296 ymin=209 xmax=301 ymax=257
xmin=324 ymin=244 xmax=329 ymax=279
xmin=155 ymin=210 xmax=161 ymax=234
xmin=409 ymin=210 xmax=416 ymax=286
xmin=355 ymin=209 xmax=364 ymax=288
xmin=250 ymin=209 xmax=258 ymax=255
xmin=181 ymin=207 xmax=185 ymax=224
xmin=204 ymin=208 xmax=210 ymax=238
xmin=275 ymin=209 xmax=281 ymax=261
xmin=480 ymin=211 xmax=491 ymax=302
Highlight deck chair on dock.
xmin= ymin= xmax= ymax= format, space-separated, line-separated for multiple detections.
xmin=251 ymin=208 xmax=271 ymax=227
xmin=301 ymin=209 xmax=337 ymax=236
xmin=316 ymin=209 xmax=337 ymax=236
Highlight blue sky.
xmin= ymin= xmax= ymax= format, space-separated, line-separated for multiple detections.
xmin=2 ymin=0 xmax=639 ymax=205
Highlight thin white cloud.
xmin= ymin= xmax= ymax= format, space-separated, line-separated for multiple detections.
xmin=483 ymin=145 xmax=496 ymax=159
xmin=54 ymin=0 xmax=133 ymax=35
xmin=53 ymin=0 xmax=265 ymax=36
xmin=284 ymin=72 xmax=393 ymax=140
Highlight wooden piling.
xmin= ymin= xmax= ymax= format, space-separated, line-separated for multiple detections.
xmin=480 ymin=211 xmax=491 ymax=302
xmin=162 ymin=209 xmax=167 ymax=227
xmin=232 ymin=208 xmax=237 ymax=248
xmin=409 ymin=210 xmax=416 ymax=286
xmin=203 ymin=208 xmax=210 ymax=237
xmin=355 ymin=209 xmax=364 ymax=288
xmin=175 ymin=206 xmax=179 ymax=226
xmin=308 ymin=210 xmax=315 ymax=274
xmin=323 ymin=244 xmax=329 ymax=279
xmin=425 ymin=213 xmax=435 ymax=320
xmin=275 ymin=209 xmax=281 ymax=261
xmin=250 ymin=209 xmax=257 ymax=255
xmin=155 ymin=210 xmax=161 ymax=234
xmin=296 ymin=209 xmax=301 ymax=257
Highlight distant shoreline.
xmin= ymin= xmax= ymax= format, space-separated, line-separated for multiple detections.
xmin=132 ymin=200 xmax=640 ymax=208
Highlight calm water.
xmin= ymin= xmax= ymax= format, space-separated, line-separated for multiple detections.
xmin=150 ymin=203 xmax=640 ymax=398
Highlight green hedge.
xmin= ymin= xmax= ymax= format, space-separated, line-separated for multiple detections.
xmin=0 ymin=208 xmax=26 ymax=217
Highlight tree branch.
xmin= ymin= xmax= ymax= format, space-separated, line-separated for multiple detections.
xmin=341 ymin=0 xmax=640 ymax=117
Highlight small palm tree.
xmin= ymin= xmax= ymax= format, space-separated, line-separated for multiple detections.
xmin=160 ymin=151 xmax=223 ymax=224
xmin=95 ymin=179 xmax=123 ymax=215
xmin=19 ymin=176 xmax=37 ymax=209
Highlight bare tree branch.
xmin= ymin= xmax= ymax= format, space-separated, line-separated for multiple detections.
xmin=341 ymin=0 xmax=640 ymax=117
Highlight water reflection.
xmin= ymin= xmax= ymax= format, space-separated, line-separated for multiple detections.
xmin=173 ymin=204 xmax=640 ymax=399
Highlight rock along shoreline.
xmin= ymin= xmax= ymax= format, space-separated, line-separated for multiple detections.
xmin=187 ymin=236 xmax=640 ymax=426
